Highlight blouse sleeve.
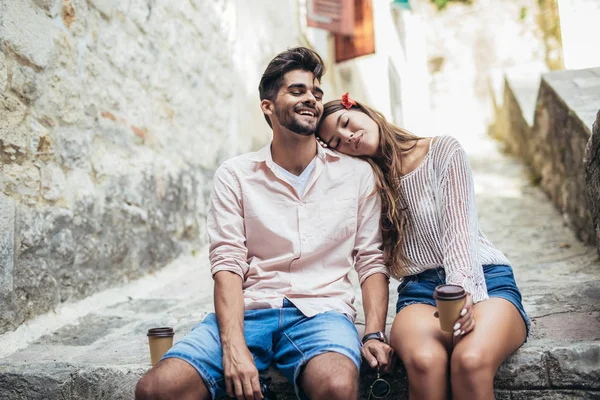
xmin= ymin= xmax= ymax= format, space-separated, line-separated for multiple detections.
xmin=438 ymin=139 xmax=489 ymax=302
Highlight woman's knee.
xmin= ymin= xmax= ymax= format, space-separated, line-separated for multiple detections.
xmin=403 ymin=347 xmax=448 ymax=375
xmin=451 ymin=348 xmax=493 ymax=378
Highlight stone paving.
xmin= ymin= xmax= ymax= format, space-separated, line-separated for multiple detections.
xmin=0 ymin=129 xmax=599 ymax=399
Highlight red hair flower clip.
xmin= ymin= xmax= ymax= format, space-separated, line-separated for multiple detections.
xmin=341 ymin=92 xmax=357 ymax=109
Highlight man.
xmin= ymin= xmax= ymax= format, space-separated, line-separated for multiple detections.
xmin=135 ymin=47 xmax=392 ymax=400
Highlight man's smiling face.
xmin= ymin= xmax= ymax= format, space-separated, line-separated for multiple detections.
xmin=271 ymin=69 xmax=324 ymax=136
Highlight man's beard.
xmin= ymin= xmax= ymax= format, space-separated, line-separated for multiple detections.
xmin=274 ymin=105 xmax=317 ymax=136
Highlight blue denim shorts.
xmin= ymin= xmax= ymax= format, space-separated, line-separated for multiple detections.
xmin=396 ymin=265 xmax=530 ymax=338
xmin=162 ymin=299 xmax=361 ymax=400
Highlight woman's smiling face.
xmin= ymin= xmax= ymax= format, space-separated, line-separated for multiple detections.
xmin=318 ymin=109 xmax=380 ymax=157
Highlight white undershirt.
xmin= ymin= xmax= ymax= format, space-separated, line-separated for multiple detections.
xmin=274 ymin=157 xmax=316 ymax=197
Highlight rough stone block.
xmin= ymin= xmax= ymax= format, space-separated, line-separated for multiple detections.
xmin=495 ymin=345 xmax=550 ymax=388
xmin=53 ymin=127 xmax=92 ymax=170
xmin=585 ymin=109 xmax=600 ymax=255
xmin=34 ymin=70 xmax=84 ymax=125
xmin=0 ymin=162 xmax=40 ymax=204
xmin=494 ymin=391 xmax=512 ymax=400
xmin=0 ymin=115 xmax=28 ymax=164
xmin=29 ymin=118 xmax=52 ymax=158
xmin=18 ymin=205 xmax=46 ymax=251
xmin=0 ymin=193 xmax=15 ymax=297
xmin=547 ymin=343 xmax=600 ymax=390
xmin=32 ymin=0 xmax=61 ymax=18
xmin=63 ymin=0 xmax=91 ymax=37
xmin=510 ymin=390 xmax=600 ymax=400
xmin=40 ymin=164 xmax=66 ymax=202
xmin=13 ymin=256 xmax=59 ymax=319
xmin=495 ymin=77 xmax=535 ymax=163
xmin=11 ymin=64 xmax=38 ymax=103
xmin=0 ymin=92 xmax=27 ymax=135
xmin=0 ymin=363 xmax=73 ymax=400
xmin=0 ymin=51 xmax=7 ymax=91
xmin=0 ymin=92 xmax=29 ymax=161
xmin=505 ymin=70 xmax=543 ymax=127
xmin=71 ymin=367 xmax=145 ymax=400
xmin=88 ymin=0 xmax=114 ymax=19
xmin=128 ymin=0 xmax=153 ymax=32
xmin=0 ymin=0 xmax=55 ymax=69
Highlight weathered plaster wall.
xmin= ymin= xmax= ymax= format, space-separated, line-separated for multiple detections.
xmin=0 ymin=0 xmax=302 ymax=333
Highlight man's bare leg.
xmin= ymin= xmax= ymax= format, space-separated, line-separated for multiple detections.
xmin=299 ymin=352 xmax=359 ymax=400
xmin=135 ymin=358 xmax=210 ymax=400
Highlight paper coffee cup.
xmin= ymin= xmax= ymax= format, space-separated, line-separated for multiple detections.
xmin=147 ymin=327 xmax=174 ymax=366
xmin=433 ymin=285 xmax=466 ymax=332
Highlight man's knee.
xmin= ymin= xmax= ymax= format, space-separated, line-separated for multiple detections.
xmin=135 ymin=374 xmax=158 ymax=400
xmin=319 ymin=373 xmax=358 ymax=399
xmin=134 ymin=359 xmax=210 ymax=400
xmin=302 ymin=353 xmax=358 ymax=399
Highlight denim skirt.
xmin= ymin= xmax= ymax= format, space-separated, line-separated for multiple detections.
xmin=396 ymin=264 xmax=530 ymax=338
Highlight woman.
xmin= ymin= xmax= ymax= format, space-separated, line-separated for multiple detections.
xmin=316 ymin=94 xmax=529 ymax=400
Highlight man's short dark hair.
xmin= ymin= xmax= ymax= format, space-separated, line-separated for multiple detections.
xmin=259 ymin=47 xmax=326 ymax=127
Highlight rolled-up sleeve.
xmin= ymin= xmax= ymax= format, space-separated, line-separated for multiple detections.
xmin=207 ymin=164 xmax=249 ymax=279
xmin=353 ymin=168 xmax=389 ymax=284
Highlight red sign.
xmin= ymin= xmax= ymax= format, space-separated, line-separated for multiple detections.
xmin=335 ymin=0 xmax=375 ymax=63
xmin=306 ymin=0 xmax=355 ymax=36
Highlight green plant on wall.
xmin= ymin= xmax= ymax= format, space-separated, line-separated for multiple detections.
xmin=431 ymin=0 xmax=473 ymax=11
xmin=536 ymin=0 xmax=564 ymax=70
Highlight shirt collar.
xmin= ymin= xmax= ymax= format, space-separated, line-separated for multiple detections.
xmin=249 ymin=140 xmax=340 ymax=164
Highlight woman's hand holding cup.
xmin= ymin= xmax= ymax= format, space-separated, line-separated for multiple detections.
xmin=451 ymin=293 xmax=474 ymax=342
xmin=433 ymin=291 xmax=475 ymax=341
xmin=432 ymin=284 xmax=476 ymax=342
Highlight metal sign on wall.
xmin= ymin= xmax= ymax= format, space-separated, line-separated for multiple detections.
xmin=306 ymin=0 xmax=375 ymax=63
xmin=306 ymin=0 xmax=355 ymax=36
xmin=335 ymin=0 xmax=375 ymax=63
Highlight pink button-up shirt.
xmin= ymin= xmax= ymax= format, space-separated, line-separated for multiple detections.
xmin=207 ymin=143 xmax=388 ymax=321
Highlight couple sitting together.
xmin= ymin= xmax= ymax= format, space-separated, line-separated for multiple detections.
xmin=135 ymin=47 xmax=529 ymax=400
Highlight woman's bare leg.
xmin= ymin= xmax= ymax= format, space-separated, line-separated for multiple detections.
xmin=390 ymin=304 xmax=453 ymax=400
xmin=451 ymin=298 xmax=527 ymax=400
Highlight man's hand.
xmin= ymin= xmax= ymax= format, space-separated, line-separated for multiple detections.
xmin=222 ymin=343 xmax=263 ymax=400
xmin=361 ymin=340 xmax=395 ymax=374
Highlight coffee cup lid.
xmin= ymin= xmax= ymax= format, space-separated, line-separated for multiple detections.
xmin=433 ymin=284 xmax=466 ymax=301
xmin=147 ymin=327 xmax=174 ymax=337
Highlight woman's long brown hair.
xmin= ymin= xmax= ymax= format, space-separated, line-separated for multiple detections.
xmin=318 ymin=100 xmax=420 ymax=276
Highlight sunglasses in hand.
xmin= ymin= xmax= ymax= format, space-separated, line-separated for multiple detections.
xmin=367 ymin=367 xmax=391 ymax=399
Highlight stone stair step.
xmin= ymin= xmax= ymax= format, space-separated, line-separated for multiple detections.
xmin=1 ymin=339 xmax=599 ymax=399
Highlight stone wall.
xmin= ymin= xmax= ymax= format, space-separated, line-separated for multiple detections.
xmin=494 ymin=77 xmax=537 ymax=166
xmin=585 ymin=111 xmax=600 ymax=254
xmin=0 ymin=0 xmax=303 ymax=333
xmin=496 ymin=67 xmax=600 ymax=252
